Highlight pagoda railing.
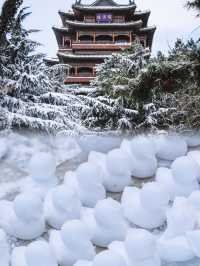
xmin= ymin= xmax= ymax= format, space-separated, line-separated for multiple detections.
xmin=75 ymin=73 xmax=95 ymax=77
xmin=71 ymin=42 xmax=131 ymax=50
xmin=95 ymin=40 xmax=113 ymax=44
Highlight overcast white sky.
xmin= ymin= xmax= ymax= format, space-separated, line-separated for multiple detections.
xmin=0 ymin=0 xmax=200 ymax=57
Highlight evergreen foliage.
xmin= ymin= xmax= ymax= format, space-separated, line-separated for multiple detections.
xmin=0 ymin=0 xmax=23 ymax=42
xmin=90 ymin=39 xmax=200 ymax=132
xmin=187 ymin=0 xmax=200 ymax=16
xmin=1 ymin=0 xmax=200 ymax=134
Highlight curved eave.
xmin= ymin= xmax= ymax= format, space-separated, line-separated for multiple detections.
xmin=53 ymin=26 xmax=70 ymax=45
xmin=53 ymin=26 xmax=69 ymax=33
xmin=44 ymin=58 xmax=59 ymax=66
xmin=65 ymin=19 xmax=143 ymax=29
xmin=140 ymin=26 xmax=156 ymax=49
xmin=58 ymin=10 xmax=75 ymax=25
xmin=58 ymin=52 xmax=109 ymax=60
xmin=72 ymin=4 xmax=136 ymax=12
xmin=134 ymin=10 xmax=151 ymax=27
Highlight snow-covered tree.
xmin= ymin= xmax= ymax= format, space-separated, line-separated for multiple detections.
xmin=0 ymin=0 xmax=23 ymax=42
xmin=187 ymin=0 xmax=200 ymax=16
xmin=0 ymin=7 xmax=68 ymax=98
xmin=87 ymin=38 xmax=200 ymax=133
xmin=92 ymin=43 xmax=148 ymax=94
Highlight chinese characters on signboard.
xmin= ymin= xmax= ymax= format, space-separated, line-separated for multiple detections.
xmin=96 ymin=13 xmax=112 ymax=23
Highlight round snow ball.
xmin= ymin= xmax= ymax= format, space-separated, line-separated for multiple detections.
xmin=125 ymin=229 xmax=156 ymax=261
xmin=0 ymin=229 xmax=7 ymax=243
xmin=94 ymin=198 xmax=123 ymax=227
xmin=88 ymin=151 xmax=106 ymax=166
xmin=156 ymin=167 xmax=175 ymax=200
xmin=25 ymin=241 xmax=57 ymax=266
xmin=167 ymin=204 xmax=197 ymax=235
xmin=29 ymin=152 xmax=56 ymax=179
xmin=93 ymin=250 xmax=127 ymax=266
xmin=106 ymin=149 xmax=131 ymax=176
xmin=140 ymin=182 xmax=170 ymax=212
xmin=183 ymin=132 xmax=200 ymax=147
xmin=186 ymin=230 xmax=200 ymax=258
xmin=171 ymin=156 xmax=200 ymax=184
xmin=154 ymin=135 xmax=187 ymax=161
xmin=188 ymin=191 xmax=200 ymax=211
xmin=74 ymin=261 xmax=92 ymax=266
xmin=61 ymin=220 xmax=91 ymax=246
xmin=0 ymin=139 xmax=7 ymax=159
xmin=188 ymin=151 xmax=200 ymax=167
xmin=130 ymin=136 xmax=155 ymax=158
xmin=76 ymin=162 xmax=101 ymax=185
xmin=52 ymin=185 xmax=81 ymax=213
xmin=14 ymin=193 xmax=43 ymax=222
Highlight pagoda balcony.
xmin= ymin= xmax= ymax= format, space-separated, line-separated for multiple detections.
xmin=64 ymin=76 xmax=95 ymax=84
xmin=72 ymin=42 xmax=131 ymax=50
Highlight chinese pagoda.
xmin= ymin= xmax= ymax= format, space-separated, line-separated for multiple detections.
xmin=51 ymin=0 xmax=156 ymax=85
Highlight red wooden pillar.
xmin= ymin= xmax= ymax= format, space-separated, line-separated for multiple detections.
xmin=76 ymin=32 xmax=79 ymax=43
xmin=112 ymin=33 xmax=115 ymax=43
xmin=144 ymin=36 xmax=147 ymax=48
xmin=75 ymin=66 xmax=78 ymax=76
xmin=129 ymin=32 xmax=132 ymax=43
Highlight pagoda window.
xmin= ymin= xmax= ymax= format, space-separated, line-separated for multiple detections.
xmin=62 ymin=37 xmax=71 ymax=48
xmin=140 ymin=36 xmax=147 ymax=48
xmin=79 ymin=35 xmax=94 ymax=43
xmin=69 ymin=67 xmax=75 ymax=76
xmin=84 ymin=16 xmax=95 ymax=23
xmin=115 ymin=35 xmax=130 ymax=44
xmin=113 ymin=16 xmax=125 ymax=23
xmin=78 ymin=67 xmax=93 ymax=77
xmin=95 ymin=35 xmax=113 ymax=44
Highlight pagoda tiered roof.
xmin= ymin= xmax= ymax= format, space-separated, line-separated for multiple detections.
xmin=72 ymin=4 xmax=136 ymax=12
xmin=48 ymin=0 xmax=156 ymax=84
xmin=139 ymin=25 xmax=156 ymax=48
xmin=58 ymin=52 xmax=110 ymax=59
xmin=134 ymin=10 xmax=151 ymax=27
xmin=58 ymin=10 xmax=75 ymax=25
xmin=59 ymin=8 xmax=150 ymax=22
xmin=64 ymin=19 xmax=143 ymax=29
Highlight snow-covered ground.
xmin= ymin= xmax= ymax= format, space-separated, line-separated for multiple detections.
xmin=0 ymin=131 xmax=121 ymax=199
xmin=1 ymin=131 xmax=200 ymax=266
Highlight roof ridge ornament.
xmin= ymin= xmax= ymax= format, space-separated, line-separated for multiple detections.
xmin=91 ymin=0 xmax=118 ymax=7
xmin=75 ymin=0 xmax=81 ymax=5
xmin=129 ymin=0 xmax=135 ymax=4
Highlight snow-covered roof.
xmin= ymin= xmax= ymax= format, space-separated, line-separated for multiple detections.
xmin=53 ymin=26 xmax=69 ymax=33
xmin=91 ymin=0 xmax=118 ymax=6
xmin=58 ymin=52 xmax=110 ymax=59
xmin=134 ymin=10 xmax=151 ymax=15
xmin=45 ymin=58 xmax=59 ymax=62
xmin=59 ymin=10 xmax=74 ymax=16
xmin=139 ymin=25 xmax=156 ymax=32
xmin=65 ymin=19 xmax=142 ymax=28
xmin=58 ymin=8 xmax=150 ymax=17
xmin=73 ymin=4 xmax=136 ymax=11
